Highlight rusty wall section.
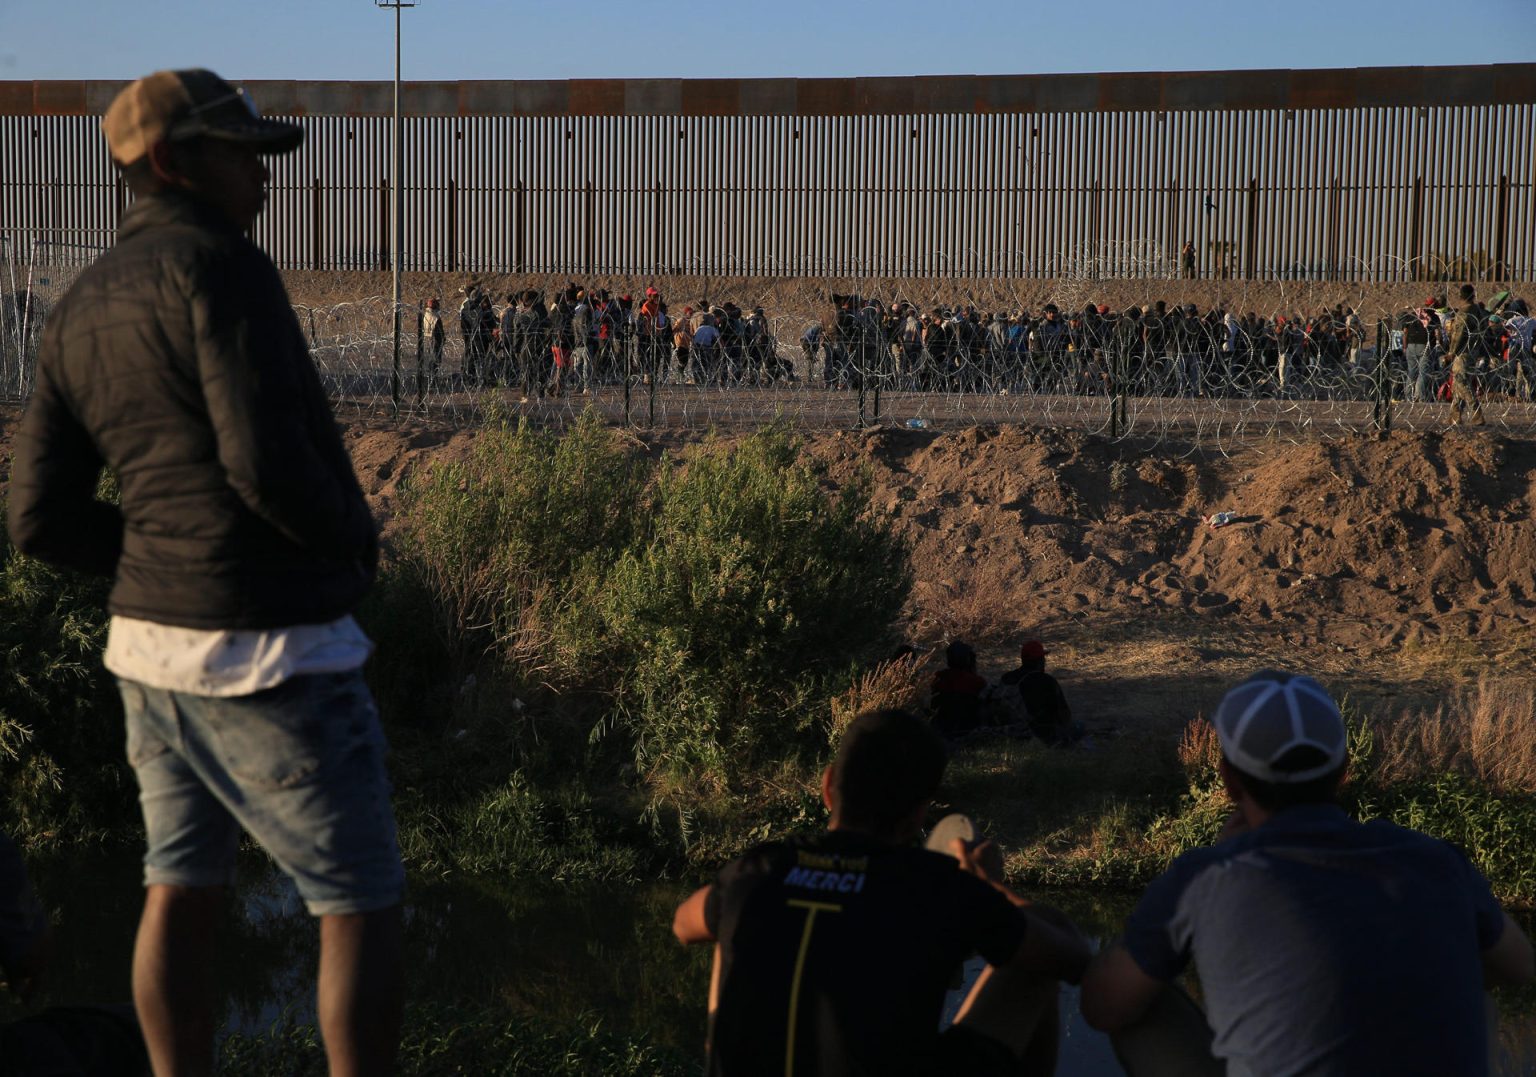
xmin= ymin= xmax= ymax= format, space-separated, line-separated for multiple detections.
xmin=3 ymin=68 xmax=1534 ymax=281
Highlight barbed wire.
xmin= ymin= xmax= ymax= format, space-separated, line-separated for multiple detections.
xmin=7 ymin=239 xmax=1534 ymax=449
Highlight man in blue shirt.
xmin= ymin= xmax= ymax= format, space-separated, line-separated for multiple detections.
xmin=1080 ymin=670 xmax=1533 ymax=1076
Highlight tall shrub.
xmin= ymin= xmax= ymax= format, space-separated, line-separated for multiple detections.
xmin=563 ymin=424 xmax=911 ymax=793
xmin=395 ymin=408 xmax=645 ymax=666
xmin=0 ymin=501 xmax=129 ymax=845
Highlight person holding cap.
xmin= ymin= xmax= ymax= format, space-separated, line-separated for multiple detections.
xmin=1080 ymin=670 xmax=1532 ymax=1076
xmin=7 ymin=70 xmax=403 ymax=1076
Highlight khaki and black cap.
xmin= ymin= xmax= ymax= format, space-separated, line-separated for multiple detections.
xmin=103 ymin=69 xmax=303 ymax=166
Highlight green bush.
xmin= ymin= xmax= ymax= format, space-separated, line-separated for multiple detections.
xmin=1009 ymin=704 xmax=1536 ymax=907
xmin=395 ymin=407 xmax=644 ymax=665
xmin=1 ymin=417 xmax=911 ymax=872
xmin=384 ymin=416 xmax=911 ymax=865
xmin=559 ymin=424 xmax=911 ymax=794
xmin=396 ymin=770 xmax=646 ymax=882
xmin=0 ymin=499 xmax=130 ymax=846
xmin=1360 ymin=775 xmax=1536 ymax=906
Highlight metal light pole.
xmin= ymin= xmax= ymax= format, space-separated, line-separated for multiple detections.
xmin=377 ymin=0 xmax=413 ymax=413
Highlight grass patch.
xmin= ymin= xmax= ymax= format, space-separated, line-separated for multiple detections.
xmin=954 ymin=684 xmax=1536 ymax=908
xmin=220 ymin=1005 xmax=700 ymax=1076
xmin=365 ymin=412 xmax=910 ymax=875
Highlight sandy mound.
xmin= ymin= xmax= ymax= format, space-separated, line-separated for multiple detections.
xmin=5 ymin=402 xmax=1533 ymax=692
xmin=807 ymin=425 xmax=1536 ymax=655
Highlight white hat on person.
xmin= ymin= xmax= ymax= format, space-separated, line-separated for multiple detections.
xmin=1213 ymin=670 xmax=1347 ymax=784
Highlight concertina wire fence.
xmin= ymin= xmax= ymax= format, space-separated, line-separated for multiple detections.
xmin=5 ymin=235 xmax=1536 ymax=449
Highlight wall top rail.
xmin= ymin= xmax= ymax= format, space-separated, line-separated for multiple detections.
xmin=3 ymin=65 xmax=1535 ymax=119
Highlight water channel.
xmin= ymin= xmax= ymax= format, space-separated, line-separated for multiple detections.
xmin=4 ymin=852 xmax=1532 ymax=1074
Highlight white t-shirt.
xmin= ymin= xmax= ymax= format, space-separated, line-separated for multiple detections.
xmin=104 ymin=614 xmax=372 ymax=698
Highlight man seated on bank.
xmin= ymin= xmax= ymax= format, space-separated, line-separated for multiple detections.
xmin=997 ymin=640 xmax=1077 ymax=745
xmin=929 ymin=640 xmax=989 ymax=739
xmin=672 ymin=708 xmax=1091 ymax=1076
xmin=1079 ymin=670 xmax=1534 ymax=1076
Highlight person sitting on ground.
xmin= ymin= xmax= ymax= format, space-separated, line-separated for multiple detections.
xmin=672 ymin=708 xmax=1090 ymax=1077
xmin=998 ymin=640 xmax=1075 ymax=744
xmin=1080 ymin=670 xmax=1534 ymax=1077
xmin=929 ymin=640 xmax=989 ymax=739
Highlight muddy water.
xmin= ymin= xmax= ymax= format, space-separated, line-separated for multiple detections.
xmin=4 ymin=852 xmax=1531 ymax=1074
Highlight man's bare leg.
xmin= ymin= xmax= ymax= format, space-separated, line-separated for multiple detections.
xmin=953 ymin=963 xmax=1060 ymax=1076
xmin=318 ymin=906 xmax=404 ymax=1077
xmin=133 ymin=883 xmax=223 ymax=1077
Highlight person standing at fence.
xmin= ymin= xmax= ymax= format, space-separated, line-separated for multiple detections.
xmin=570 ymin=287 xmax=594 ymax=394
xmin=421 ymin=297 xmax=445 ymax=376
xmin=1447 ymin=285 xmax=1486 ymax=427
xmin=1142 ymin=302 xmax=1170 ymax=395
xmin=1508 ymin=300 xmax=1535 ymax=400
xmin=547 ymin=287 xmax=574 ymax=397
xmin=1401 ymin=302 xmax=1432 ymax=403
xmin=922 ymin=308 xmax=950 ymax=392
xmin=475 ymin=294 xmax=497 ymax=387
xmin=496 ymin=293 xmax=520 ymax=389
xmin=1174 ymin=304 xmax=1203 ymax=397
xmin=636 ymin=286 xmax=666 ymax=386
xmin=7 ymin=69 xmax=404 ymax=1077
xmin=459 ymin=283 xmax=483 ymax=386
xmin=1108 ymin=306 xmax=1142 ymax=430
xmin=1036 ymin=305 xmax=1069 ymax=393
xmin=1180 ymin=240 xmax=1196 ymax=279
xmin=673 ymin=305 xmax=694 ymax=384
xmin=798 ymin=321 xmax=822 ymax=386
xmin=692 ymin=312 xmax=721 ymax=386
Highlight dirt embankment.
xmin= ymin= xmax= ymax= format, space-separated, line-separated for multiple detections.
xmin=337 ymin=418 xmax=1536 ymax=653
xmin=6 ymin=404 xmax=1533 ymax=712
xmin=813 ymin=425 xmax=1536 ymax=649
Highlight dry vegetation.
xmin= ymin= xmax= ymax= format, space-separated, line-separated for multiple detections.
xmin=1371 ymin=676 xmax=1536 ymax=794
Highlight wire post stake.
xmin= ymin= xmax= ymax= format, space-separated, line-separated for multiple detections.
xmin=376 ymin=0 xmax=413 ymax=414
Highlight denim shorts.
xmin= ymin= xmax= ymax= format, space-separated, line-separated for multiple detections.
xmin=118 ymin=670 xmax=404 ymax=916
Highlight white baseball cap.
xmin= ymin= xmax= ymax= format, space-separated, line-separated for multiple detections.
xmin=1214 ymin=671 xmax=1347 ymax=783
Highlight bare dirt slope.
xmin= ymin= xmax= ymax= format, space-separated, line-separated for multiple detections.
xmin=5 ymin=404 xmax=1532 ymax=721
xmin=814 ymin=425 xmax=1535 ymax=649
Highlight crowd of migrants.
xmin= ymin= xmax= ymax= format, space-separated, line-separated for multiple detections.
xmin=421 ymin=281 xmax=1536 ymax=407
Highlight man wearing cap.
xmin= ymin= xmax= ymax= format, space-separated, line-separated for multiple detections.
xmin=1447 ymin=284 xmax=1487 ymax=426
xmin=7 ymin=70 xmax=403 ymax=1076
xmin=1403 ymin=300 xmax=1434 ymax=402
xmin=421 ymin=296 xmax=445 ymax=376
xmin=1080 ymin=670 xmax=1532 ymax=1076
xmin=997 ymin=641 xmax=1074 ymax=745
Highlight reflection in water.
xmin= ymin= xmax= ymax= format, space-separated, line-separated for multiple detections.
xmin=4 ymin=851 xmax=1533 ymax=1075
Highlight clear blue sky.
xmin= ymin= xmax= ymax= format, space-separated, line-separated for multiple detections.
xmin=4 ymin=0 xmax=1535 ymax=81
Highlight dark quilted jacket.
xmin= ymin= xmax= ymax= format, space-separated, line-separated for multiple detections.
xmin=7 ymin=191 xmax=376 ymax=629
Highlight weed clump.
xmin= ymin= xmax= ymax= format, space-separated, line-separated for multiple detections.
xmin=376 ymin=414 xmax=911 ymax=872
xmin=0 ymin=496 xmax=130 ymax=847
xmin=558 ymin=425 xmax=911 ymax=795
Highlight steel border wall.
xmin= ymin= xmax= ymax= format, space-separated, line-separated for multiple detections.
xmin=3 ymin=67 xmax=1535 ymax=280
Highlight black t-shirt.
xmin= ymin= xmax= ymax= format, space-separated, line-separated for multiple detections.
xmin=702 ymin=830 xmax=1026 ymax=1077
xmin=998 ymin=667 xmax=1070 ymax=738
